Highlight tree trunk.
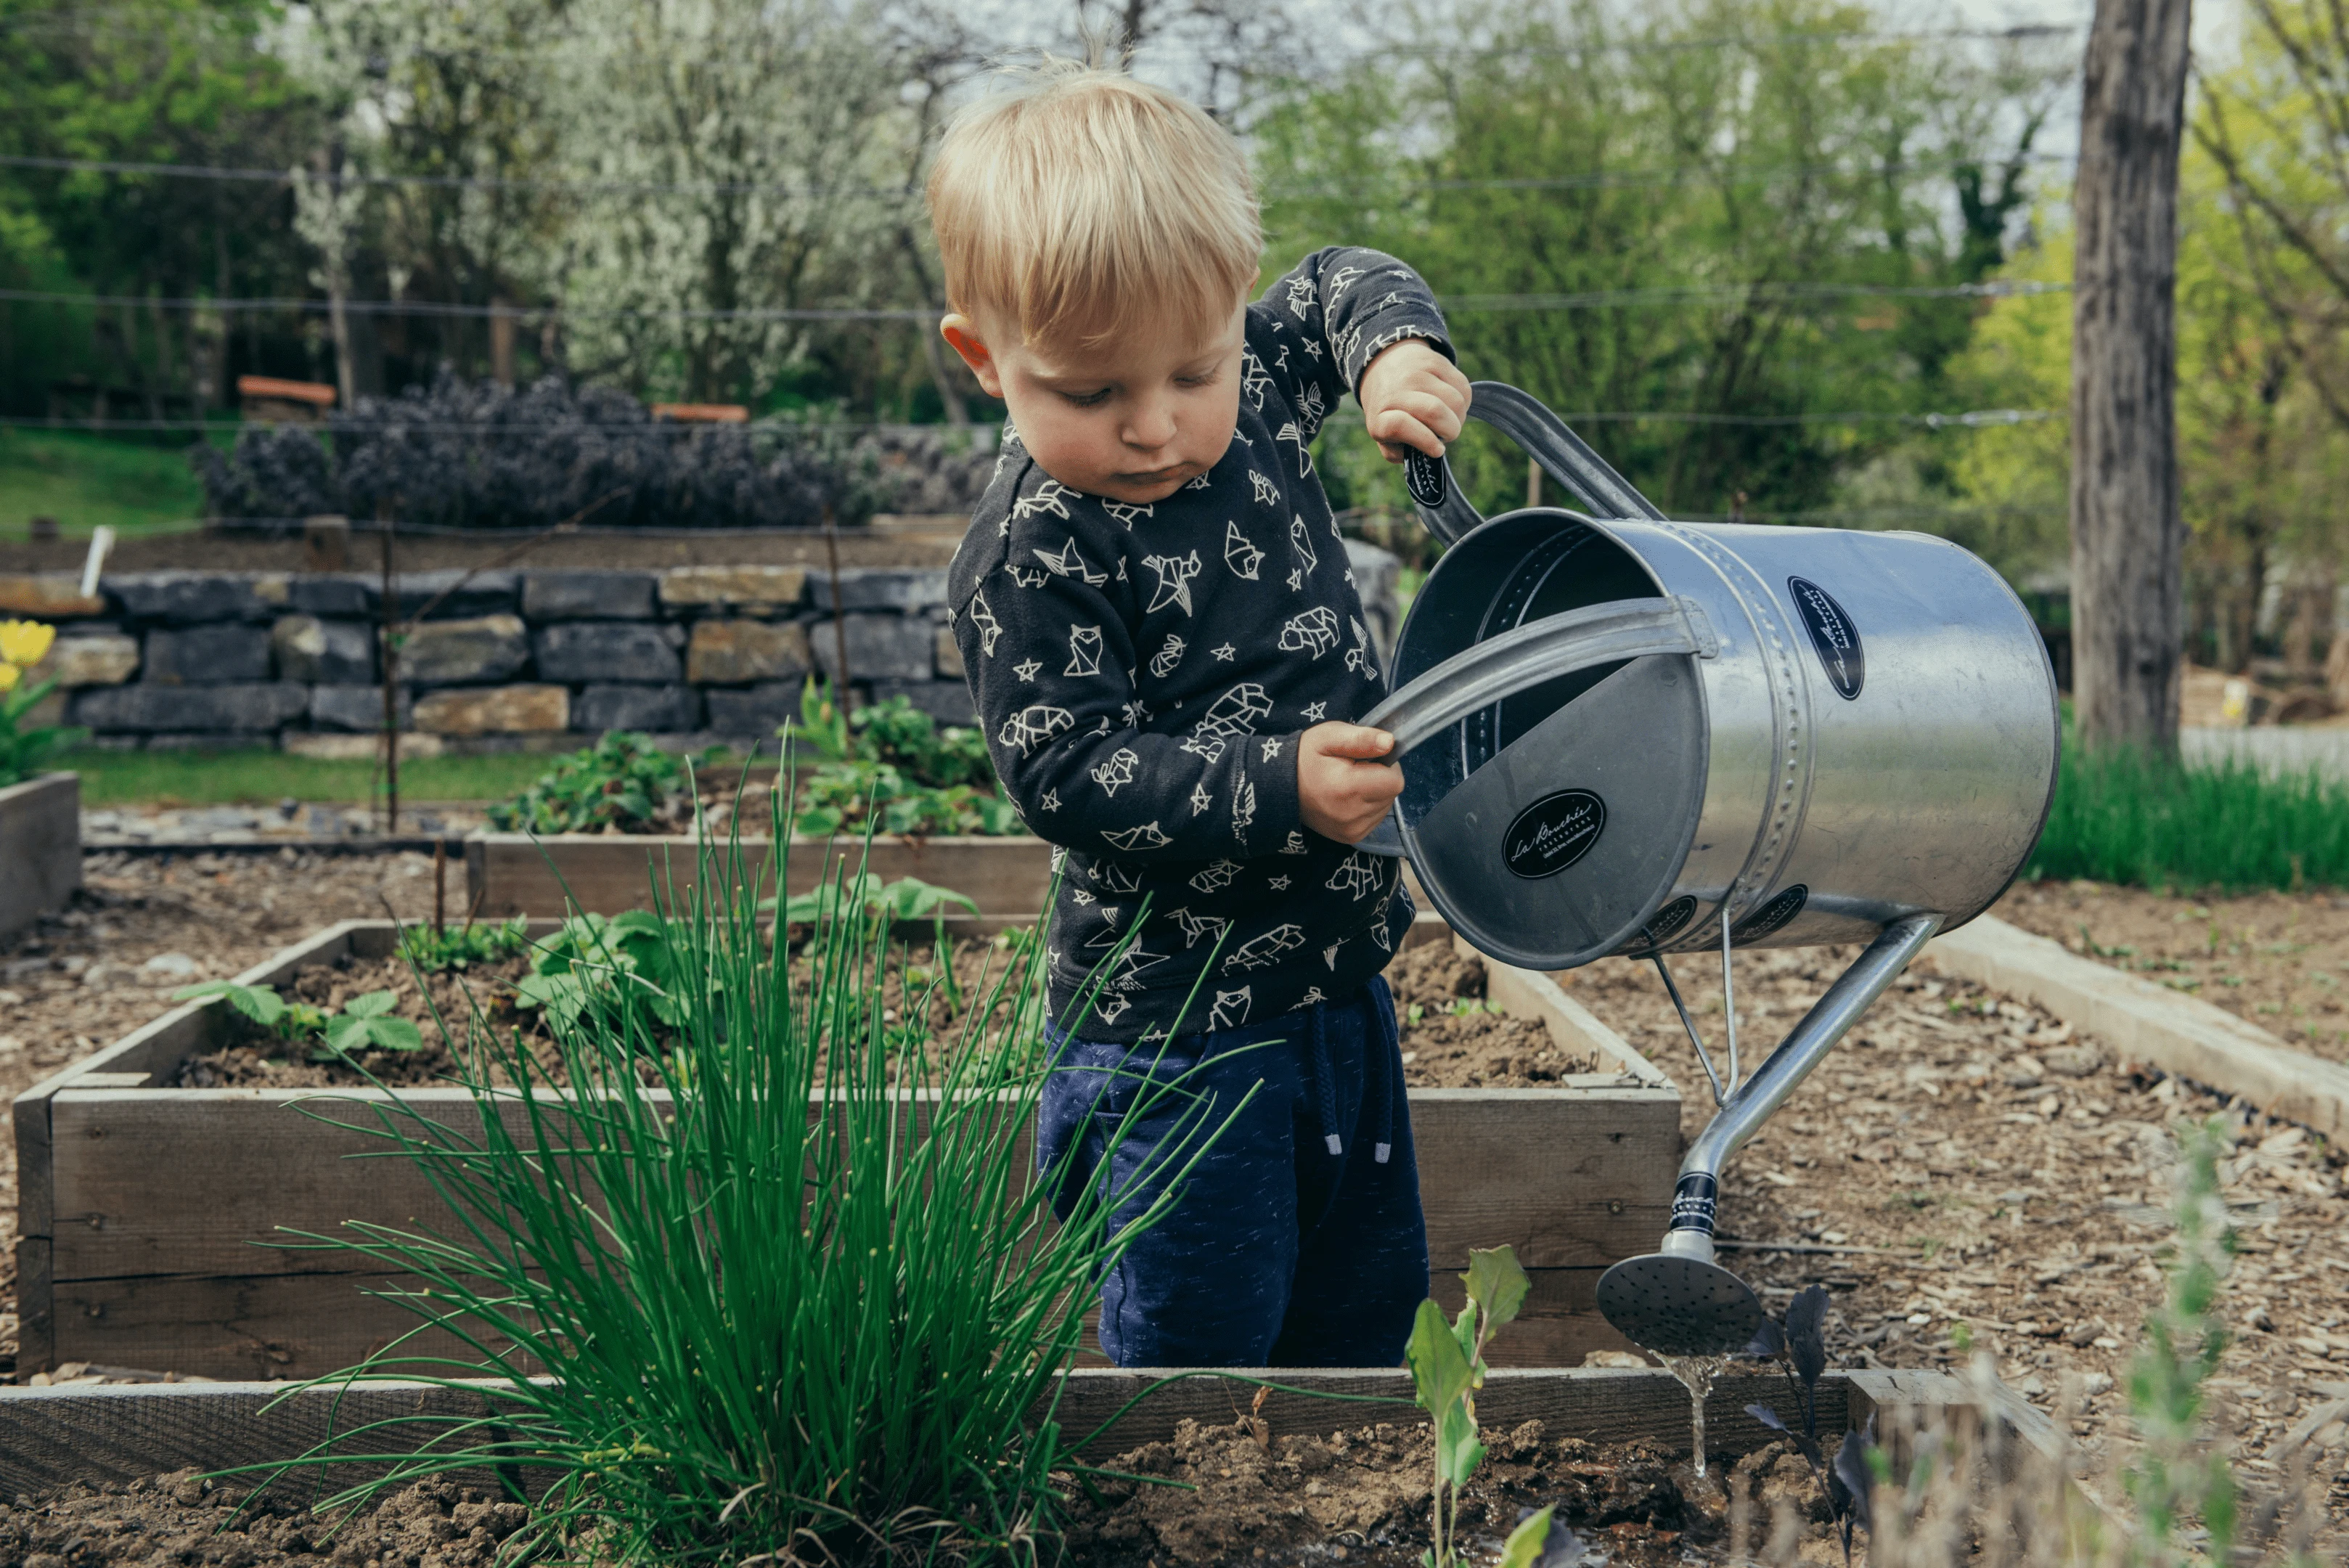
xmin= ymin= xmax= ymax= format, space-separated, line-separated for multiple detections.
xmin=2070 ymin=0 xmax=2194 ymax=753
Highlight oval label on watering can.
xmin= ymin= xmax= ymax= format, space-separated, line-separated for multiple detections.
xmin=1787 ymin=576 xmax=1864 ymax=699
xmin=1502 ymin=789 xmax=1606 ymax=878
xmin=1731 ymin=883 xmax=1809 ymax=942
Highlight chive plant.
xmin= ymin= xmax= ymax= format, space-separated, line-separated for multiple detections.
xmin=266 ymin=797 xmax=1230 ymax=1565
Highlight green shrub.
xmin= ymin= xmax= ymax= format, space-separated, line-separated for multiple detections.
xmin=261 ymin=823 xmax=1220 ymax=1564
xmin=2025 ymin=740 xmax=2349 ymax=894
xmin=785 ymin=680 xmax=1024 ymax=837
xmin=485 ymin=732 xmax=714 ymax=835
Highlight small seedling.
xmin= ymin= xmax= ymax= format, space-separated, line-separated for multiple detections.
xmin=1743 ymin=1283 xmax=1876 ymax=1562
xmin=1405 ymin=1244 xmax=1529 ymax=1568
xmin=318 ymin=991 xmax=425 ymax=1058
xmin=398 ymin=918 xmax=529 ymax=973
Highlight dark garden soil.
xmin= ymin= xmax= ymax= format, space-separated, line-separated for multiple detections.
xmin=1063 ymin=1417 xmax=1733 ymax=1568
xmin=1557 ymin=926 xmax=2349 ymax=1540
xmin=146 ymin=931 xmax=1588 ymax=1094
xmin=5 ymin=1426 xmax=1822 ymax=1568
xmin=0 ymin=528 xmax=959 ymax=574
xmin=1996 ymin=877 xmax=2349 ymax=1063
xmin=1 ymin=1470 xmax=531 ymax=1568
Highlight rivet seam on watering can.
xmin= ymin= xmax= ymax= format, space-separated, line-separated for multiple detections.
xmin=1657 ymin=523 xmax=1815 ymax=932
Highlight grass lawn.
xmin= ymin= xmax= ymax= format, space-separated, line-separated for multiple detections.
xmin=2026 ymin=736 xmax=2349 ymax=893
xmin=64 ymin=747 xmax=573 ymax=807
xmin=0 ymin=428 xmax=217 ymax=537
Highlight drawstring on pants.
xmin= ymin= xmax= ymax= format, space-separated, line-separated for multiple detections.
xmin=1307 ymin=1001 xmax=1342 ymax=1156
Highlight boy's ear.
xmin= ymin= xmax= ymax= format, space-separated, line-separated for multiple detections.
xmin=941 ymin=314 xmax=1005 ymax=399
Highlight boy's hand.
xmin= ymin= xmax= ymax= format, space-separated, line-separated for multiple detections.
xmin=1297 ymin=722 xmax=1405 ymax=844
xmin=1359 ymin=339 xmax=1471 ymax=462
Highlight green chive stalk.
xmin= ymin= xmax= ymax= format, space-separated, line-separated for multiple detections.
xmin=263 ymin=792 xmax=1230 ymax=1565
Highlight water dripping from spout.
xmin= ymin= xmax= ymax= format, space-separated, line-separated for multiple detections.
xmin=1655 ymin=1354 xmax=1728 ymax=1477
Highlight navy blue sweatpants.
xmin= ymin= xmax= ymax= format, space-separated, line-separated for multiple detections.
xmin=1035 ymin=977 xmax=1429 ymax=1368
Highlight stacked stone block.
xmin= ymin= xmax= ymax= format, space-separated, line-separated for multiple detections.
xmin=16 ymin=540 xmax=1401 ymax=754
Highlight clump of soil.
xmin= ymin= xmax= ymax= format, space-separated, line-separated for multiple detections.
xmin=1062 ymin=1416 xmax=1699 ymax=1567
xmin=157 ymin=932 xmax=1598 ymax=1093
xmin=1 ymin=1470 xmax=531 ymax=1568
xmin=1385 ymin=939 xmax=1602 ymax=1087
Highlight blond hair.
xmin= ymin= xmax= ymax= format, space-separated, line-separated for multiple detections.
xmin=927 ymin=62 xmax=1261 ymax=349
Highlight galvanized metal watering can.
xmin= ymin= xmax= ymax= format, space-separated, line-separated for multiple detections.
xmin=1355 ymin=383 xmax=2061 ymax=1357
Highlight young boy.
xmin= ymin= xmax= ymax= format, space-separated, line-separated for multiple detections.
xmin=931 ymin=63 xmax=1471 ymax=1368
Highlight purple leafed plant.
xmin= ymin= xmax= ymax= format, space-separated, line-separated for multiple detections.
xmin=1741 ymin=1283 xmax=1877 ymax=1562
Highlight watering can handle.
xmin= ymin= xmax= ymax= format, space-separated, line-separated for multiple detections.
xmin=1403 ymin=382 xmax=1667 ymax=544
xmin=1352 ymin=594 xmax=1717 ymax=857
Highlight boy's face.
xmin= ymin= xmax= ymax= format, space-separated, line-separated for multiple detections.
xmin=941 ymin=302 xmax=1246 ymax=505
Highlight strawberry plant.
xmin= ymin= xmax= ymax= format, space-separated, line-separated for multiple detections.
xmin=171 ymin=980 xmax=421 ymax=1061
xmin=486 ymin=732 xmax=716 ymax=835
xmin=786 ymin=682 xmax=1024 ymax=838
xmin=515 ymin=910 xmax=685 ymax=1032
xmin=1405 ymin=1244 xmax=1532 ymax=1568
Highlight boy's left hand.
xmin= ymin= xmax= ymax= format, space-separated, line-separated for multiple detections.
xmin=1359 ymin=340 xmax=1471 ymax=462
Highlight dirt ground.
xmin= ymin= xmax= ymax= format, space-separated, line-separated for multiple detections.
xmin=0 ymin=527 xmax=957 ymax=575
xmin=3 ymin=863 xmax=2345 ymax=1548
xmin=1559 ymin=912 xmax=2349 ymax=1538
xmin=1996 ymin=878 xmax=2349 ymax=1063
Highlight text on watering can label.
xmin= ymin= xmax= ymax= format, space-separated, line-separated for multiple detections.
xmin=1502 ymin=788 xmax=1607 ymax=878
xmin=1787 ymin=576 xmax=1865 ymax=699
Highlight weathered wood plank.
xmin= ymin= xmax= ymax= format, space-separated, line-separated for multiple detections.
xmin=0 ymin=772 xmax=80 ymax=941
xmin=49 ymin=1272 xmax=521 ymax=1386
xmin=1427 ymin=1267 xmax=1643 ymax=1368
xmin=50 ymin=1087 xmax=1669 ymax=1283
xmin=465 ymin=833 xmax=1055 ymax=919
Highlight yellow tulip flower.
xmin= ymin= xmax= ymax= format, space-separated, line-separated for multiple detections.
xmin=0 ymin=662 xmax=20 ymax=693
xmin=0 ymin=619 xmax=55 ymax=666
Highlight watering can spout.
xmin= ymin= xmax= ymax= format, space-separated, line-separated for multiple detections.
xmin=1593 ymin=912 xmax=1942 ymax=1357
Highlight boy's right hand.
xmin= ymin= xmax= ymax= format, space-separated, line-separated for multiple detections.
xmin=1297 ymin=722 xmax=1405 ymax=844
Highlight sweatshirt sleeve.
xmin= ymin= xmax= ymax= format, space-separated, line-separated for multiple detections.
xmin=952 ymin=506 xmax=1304 ymax=865
xmin=1251 ymin=246 xmax=1455 ymax=436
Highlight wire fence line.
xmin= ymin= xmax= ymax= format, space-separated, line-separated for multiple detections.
xmin=0 ymin=277 xmax=2071 ymax=326
xmin=1 ymin=407 xmax=2061 ymax=436
xmin=0 ymin=147 xmax=2080 ymax=201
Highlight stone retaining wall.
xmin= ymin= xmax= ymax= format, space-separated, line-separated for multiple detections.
xmin=7 ymin=543 xmax=1400 ymax=756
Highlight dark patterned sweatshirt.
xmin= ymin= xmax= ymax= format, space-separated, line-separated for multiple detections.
xmin=947 ymin=247 xmax=1453 ymax=1043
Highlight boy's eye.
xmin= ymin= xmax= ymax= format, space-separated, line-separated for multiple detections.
xmin=1061 ymin=388 xmax=1112 ymax=409
xmin=1177 ymin=369 xmax=1220 ymax=388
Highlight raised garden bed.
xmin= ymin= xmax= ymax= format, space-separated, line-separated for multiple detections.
xmin=12 ymin=918 xmax=1678 ymax=1381
xmin=0 ymin=771 xmax=79 ymax=939
xmin=0 ymin=1365 xmax=2080 ymax=1567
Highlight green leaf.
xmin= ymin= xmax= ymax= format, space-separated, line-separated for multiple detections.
xmin=364 ymin=1016 xmax=425 ymax=1052
xmin=1435 ymin=1394 xmax=1485 ymax=1488
xmin=1463 ymin=1245 xmax=1530 ymax=1331
xmin=1405 ymin=1297 xmax=1474 ymax=1416
xmin=322 ymin=1013 xmax=368 ymax=1055
xmin=344 ymin=989 xmax=397 ymax=1019
xmin=1497 ymin=1506 xmax=1555 ymax=1568
xmin=173 ymin=980 xmax=285 ymax=1028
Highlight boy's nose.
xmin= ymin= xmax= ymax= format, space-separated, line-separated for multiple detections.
xmin=1122 ymin=399 xmax=1177 ymax=452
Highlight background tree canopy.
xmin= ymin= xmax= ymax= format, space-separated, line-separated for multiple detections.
xmin=1 ymin=0 xmax=2346 ymax=663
